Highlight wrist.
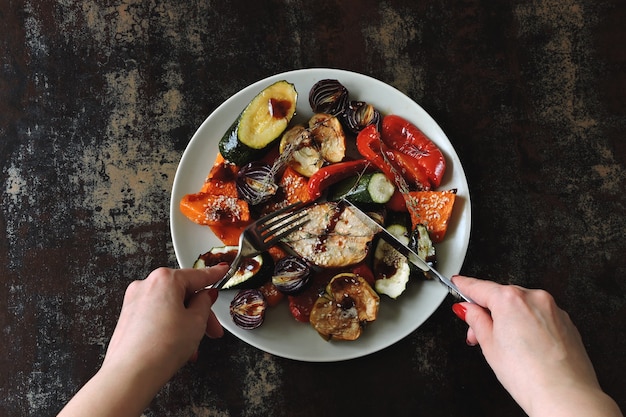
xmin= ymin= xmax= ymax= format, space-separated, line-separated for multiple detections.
xmin=527 ymin=384 xmax=623 ymax=417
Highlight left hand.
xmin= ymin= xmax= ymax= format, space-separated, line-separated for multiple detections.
xmin=102 ymin=266 xmax=228 ymax=379
xmin=58 ymin=265 xmax=229 ymax=417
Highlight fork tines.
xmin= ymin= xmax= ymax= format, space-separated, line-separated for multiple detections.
xmin=258 ymin=202 xmax=310 ymax=245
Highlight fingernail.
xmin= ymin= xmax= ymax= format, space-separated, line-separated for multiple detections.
xmin=207 ymin=288 xmax=219 ymax=303
xmin=217 ymin=262 xmax=229 ymax=266
xmin=452 ymin=303 xmax=467 ymax=321
xmin=466 ymin=339 xmax=477 ymax=347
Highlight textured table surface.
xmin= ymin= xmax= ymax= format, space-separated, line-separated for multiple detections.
xmin=2 ymin=1 xmax=625 ymax=416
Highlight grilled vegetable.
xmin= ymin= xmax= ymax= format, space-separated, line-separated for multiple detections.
xmin=409 ymin=223 xmax=437 ymax=278
xmin=279 ymin=125 xmax=322 ymax=177
xmin=307 ymin=159 xmax=372 ymax=200
xmin=279 ymin=114 xmax=346 ymax=177
xmin=308 ymin=113 xmax=346 ymax=163
xmin=272 ymin=256 xmax=312 ymax=295
xmin=236 ymin=161 xmax=279 ymax=205
xmin=192 ymin=246 xmax=273 ymax=289
xmin=281 ymin=202 xmax=379 ymax=268
xmin=342 ymin=100 xmax=381 ymax=134
xmin=309 ymin=79 xmax=349 ymax=114
xmin=309 ymin=273 xmax=380 ymax=341
xmin=219 ymin=80 xmax=297 ymax=166
xmin=372 ymin=223 xmax=411 ymax=299
xmin=230 ymin=289 xmax=267 ymax=330
xmin=328 ymin=171 xmax=395 ymax=204
xmin=381 ymin=115 xmax=446 ymax=189
xmin=404 ymin=189 xmax=457 ymax=242
xmin=179 ymin=193 xmax=250 ymax=226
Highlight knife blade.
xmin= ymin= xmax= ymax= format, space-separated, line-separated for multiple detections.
xmin=342 ymin=199 xmax=474 ymax=303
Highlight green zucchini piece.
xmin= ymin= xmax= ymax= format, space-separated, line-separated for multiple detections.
xmin=373 ymin=223 xmax=412 ymax=299
xmin=219 ymin=80 xmax=298 ymax=166
xmin=328 ymin=172 xmax=395 ymax=204
xmin=193 ymin=246 xmax=274 ymax=289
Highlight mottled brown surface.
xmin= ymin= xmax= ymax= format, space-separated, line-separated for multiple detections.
xmin=1 ymin=1 xmax=625 ymax=416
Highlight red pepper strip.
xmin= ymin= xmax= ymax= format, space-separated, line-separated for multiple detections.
xmin=383 ymin=148 xmax=432 ymax=191
xmin=356 ymin=124 xmax=429 ymax=191
xmin=356 ymin=124 xmax=399 ymax=183
xmin=307 ymin=159 xmax=372 ymax=200
xmin=381 ymin=115 xmax=446 ymax=188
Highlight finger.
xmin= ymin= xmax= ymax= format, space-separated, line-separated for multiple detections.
xmin=205 ymin=310 xmax=224 ymax=339
xmin=451 ymin=275 xmax=507 ymax=310
xmin=185 ymin=289 xmax=216 ymax=321
xmin=466 ymin=327 xmax=478 ymax=346
xmin=174 ymin=265 xmax=230 ymax=298
xmin=463 ymin=301 xmax=494 ymax=346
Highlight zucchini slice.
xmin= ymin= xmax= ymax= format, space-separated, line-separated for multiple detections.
xmin=193 ymin=245 xmax=274 ymax=289
xmin=328 ymin=172 xmax=395 ymax=204
xmin=219 ymin=80 xmax=298 ymax=166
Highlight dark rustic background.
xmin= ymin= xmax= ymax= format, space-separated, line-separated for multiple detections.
xmin=1 ymin=1 xmax=625 ymax=416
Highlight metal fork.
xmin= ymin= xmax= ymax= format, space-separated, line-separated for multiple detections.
xmin=201 ymin=202 xmax=310 ymax=291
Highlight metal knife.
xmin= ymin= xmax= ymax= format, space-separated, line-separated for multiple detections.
xmin=342 ymin=199 xmax=474 ymax=303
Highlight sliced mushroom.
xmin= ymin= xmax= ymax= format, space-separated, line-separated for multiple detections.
xmin=309 ymin=273 xmax=380 ymax=341
xmin=308 ymin=113 xmax=346 ymax=163
xmin=279 ymin=125 xmax=323 ymax=177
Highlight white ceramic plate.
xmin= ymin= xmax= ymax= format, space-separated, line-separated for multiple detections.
xmin=170 ymin=68 xmax=471 ymax=362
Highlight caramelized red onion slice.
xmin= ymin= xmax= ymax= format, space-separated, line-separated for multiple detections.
xmin=309 ymin=79 xmax=349 ymax=115
xmin=342 ymin=100 xmax=381 ymax=134
xmin=229 ymin=289 xmax=267 ymax=330
xmin=272 ymin=256 xmax=312 ymax=294
xmin=236 ymin=161 xmax=279 ymax=205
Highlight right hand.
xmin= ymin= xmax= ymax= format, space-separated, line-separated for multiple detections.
xmin=451 ymin=275 xmax=623 ymax=417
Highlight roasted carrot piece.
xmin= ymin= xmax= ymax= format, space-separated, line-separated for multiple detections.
xmin=405 ymin=190 xmax=456 ymax=243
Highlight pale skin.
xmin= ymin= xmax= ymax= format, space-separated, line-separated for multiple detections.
xmin=58 ymin=269 xmax=622 ymax=417
xmin=452 ymin=275 xmax=623 ymax=417
xmin=57 ymin=265 xmax=228 ymax=417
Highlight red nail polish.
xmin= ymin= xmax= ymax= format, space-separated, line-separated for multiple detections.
xmin=217 ymin=262 xmax=230 ymax=266
xmin=452 ymin=303 xmax=467 ymax=321
xmin=207 ymin=288 xmax=219 ymax=303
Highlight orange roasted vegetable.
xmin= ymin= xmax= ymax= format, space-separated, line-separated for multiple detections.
xmin=404 ymin=190 xmax=457 ymax=243
xmin=179 ymin=193 xmax=250 ymax=226
xmin=279 ymin=166 xmax=313 ymax=204
xmin=180 ymin=155 xmax=251 ymax=231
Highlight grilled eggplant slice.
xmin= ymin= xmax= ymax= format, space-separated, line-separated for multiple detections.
xmin=309 ymin=273 xmax=380 ymax=341
xmin=193 ymin=246 xmax=273 ymax=289
xmin=219 ymin=80 xmax=297 ymax=166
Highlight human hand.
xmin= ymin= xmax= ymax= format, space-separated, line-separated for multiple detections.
xmin=102 ymin=266 xmax=228 ymax=380
xmin=451 ymin=275 xmax=622 ymax=417
xmin=58 ymin=265 xmax=229 ymax=417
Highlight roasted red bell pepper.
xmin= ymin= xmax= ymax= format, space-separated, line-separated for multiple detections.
xmin=356 ymin=125 xmax=403 ymax=184
xmin=381 ymin=115 xmax=446 ymax=188
xmin=383 ymin=148 xmax=432 ymax=191
xmin=356 ymin=124 xmax=431 ymax=190
xmin=307 ymin=159 xmax=372 ymax=200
